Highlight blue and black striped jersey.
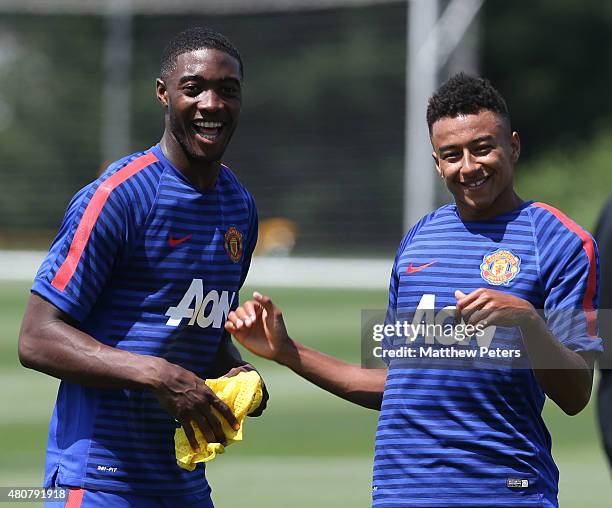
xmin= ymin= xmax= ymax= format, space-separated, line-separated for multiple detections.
xmin=33 ymin=144 xmax=257 ymax=496
xmin=373 ymin=202 xmax=602 ymax=508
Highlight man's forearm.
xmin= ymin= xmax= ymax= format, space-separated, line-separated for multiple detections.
xmin=19 ymin=295 xmax=163 ymax=390
xmin=21 ymin=295 xmax=243 ymax=443
xmin=521 ymin=314 xmax=593 ymax=415
xmin=277 ymin=339 xmax=386 ymax=410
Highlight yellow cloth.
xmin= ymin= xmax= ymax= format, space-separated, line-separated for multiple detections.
xmin=175 ymin=370 xmax=263 ymax=470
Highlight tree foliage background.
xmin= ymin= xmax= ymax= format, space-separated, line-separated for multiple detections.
xmin=1 ymin=2 xmax=611 ymax=252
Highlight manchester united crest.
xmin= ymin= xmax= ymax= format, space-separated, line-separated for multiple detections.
xmin=224 ymin=227 xmax=243 ymax=263
xmin=480 ymin=249 xmax=521 ymax=286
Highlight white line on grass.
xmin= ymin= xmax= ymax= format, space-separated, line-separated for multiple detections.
xmin=0 ymin=251 xmax=392 ymax=289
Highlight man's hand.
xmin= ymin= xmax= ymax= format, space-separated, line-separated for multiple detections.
xmin=455 ymin=288 xmax=539 ymax=328
xmin=224 ymin=292 xmax=293 ymax=364
xmin=225 ymin=291 xmax=385 ymax=410
xmin=222 ymin=364 xmax=269 ymax=417
xmin=20 ymin=295 xmax=249 ymax=447
xmin=455 ymin=287 xmax=594 ymax=414
xmin=151 ymin=359 xmax=239 ymax=451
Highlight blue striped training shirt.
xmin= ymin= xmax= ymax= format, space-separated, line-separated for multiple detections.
xmin=373 ymin=201 xmax=603 ymax=508
xmin=32 ymin=144 xmax=257 ymax=497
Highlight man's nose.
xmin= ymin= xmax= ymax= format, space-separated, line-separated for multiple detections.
xmin=199 ymin=89 xmax=222 ymax=111
xmin=461 ymin=150 xmax=480 ymax=173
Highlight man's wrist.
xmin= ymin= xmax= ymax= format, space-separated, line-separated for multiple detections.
xmin=519 ymin=308 xmax=547 ymax=337
xmin=138 ymin=355 xmax=167 ymax=391
xmin=276 ymin=338 xmax=299 ymax=367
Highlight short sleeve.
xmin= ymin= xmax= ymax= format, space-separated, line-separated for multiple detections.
xmin=533 ymin=204 xmax=603 ymax=356
xmin=32 ymin=177 xmax=133 ymax=322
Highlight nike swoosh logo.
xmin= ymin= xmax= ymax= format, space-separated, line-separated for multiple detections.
xmin=168 ymin=234 xmax=192 ymax=247
xmin=406 ymin=261 xmax=437 ymax=274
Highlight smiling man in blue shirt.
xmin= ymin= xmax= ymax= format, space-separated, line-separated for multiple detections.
xmin=226 ymin=74 xmax=602 ymax=508
xmin=19 ymin=27 xmax=266 ymax=508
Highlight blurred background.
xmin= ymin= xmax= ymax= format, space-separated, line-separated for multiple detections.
xmin=0 ymin=0 xmax=611 ymax=506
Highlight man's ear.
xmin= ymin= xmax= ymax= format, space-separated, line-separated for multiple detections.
xmin=510 ymin=131 xmax=521 ymax=163
xmin=432 ymin=151 xmax=443 ymax=179
xmin=156 ymin=78 xmax=168 ymax=107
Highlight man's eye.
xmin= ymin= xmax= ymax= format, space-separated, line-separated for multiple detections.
xmin=184 ymin=85 xmax=201 ymax=95
xmin=474 ymin=146 xmax=492 ymax=155
xmin=221 ymin=86 xmax=240 ymax=96
xmin=443 ymin=153 xmax=461 ymax=162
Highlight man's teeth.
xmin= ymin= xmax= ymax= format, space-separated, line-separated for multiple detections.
xmin=466 ymin=177 xmax=487 ymax=188
xmin=194 ymin=121 xmax=223 ymax=128
xmin=193 ymin=120 xmax=223 ymax=140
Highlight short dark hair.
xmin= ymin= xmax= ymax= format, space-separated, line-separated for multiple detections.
xmin=426 ymin=73 xmax=510 ymax=133
xmin=160 ymin=27 xmax=243 ymax=81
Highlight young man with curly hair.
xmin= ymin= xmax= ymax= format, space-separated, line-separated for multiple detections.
xmin=226 ymin=74 xmax=603 ymax=508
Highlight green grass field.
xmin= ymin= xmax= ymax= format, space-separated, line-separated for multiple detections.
xmin=0 ymin=281 xmax=610 ymax=506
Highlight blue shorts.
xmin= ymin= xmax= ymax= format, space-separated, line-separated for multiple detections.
xmin=43 ymin=487 xmax=214 ymax=508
